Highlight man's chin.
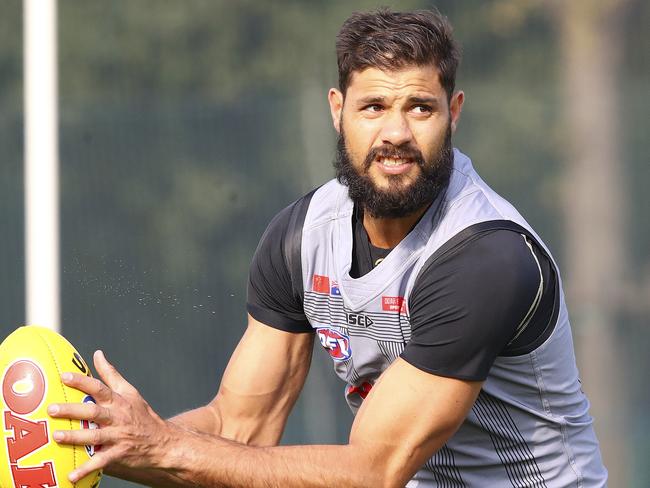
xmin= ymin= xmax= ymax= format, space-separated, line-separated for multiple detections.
xmin=368 ymin=171 xmax=418 ymax=192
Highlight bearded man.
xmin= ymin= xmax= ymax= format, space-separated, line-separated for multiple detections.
xmin=50 ymin=8 xmax=607 ymax=487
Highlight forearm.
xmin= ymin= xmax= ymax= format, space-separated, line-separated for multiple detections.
xmin=161 ymin=428 xmax=384 ymax=488
xmin=52 ymin=356 xmax=477 ymax=488
xmin=169 ymin=404 xmax=222 ymax=436
xmin=168 ymin=390 xmax=292 ymax=447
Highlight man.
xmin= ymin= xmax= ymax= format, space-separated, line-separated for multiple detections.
xmin=50 ymin=9 xmax=607 ymax=487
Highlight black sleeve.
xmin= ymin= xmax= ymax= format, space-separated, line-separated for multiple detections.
xmin=400 ymin=228 xmax=554 ymax=381
xmin=246 ymin=191 xmax=315 ymax=333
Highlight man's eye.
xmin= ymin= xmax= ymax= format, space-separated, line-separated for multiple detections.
xmin=364 ymin=104 xmax=384 ymax=112
xmin=412 ymin=105 xmax=433 ymax=114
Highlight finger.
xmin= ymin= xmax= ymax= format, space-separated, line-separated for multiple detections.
xmin=48 ymin=401 xmax=112 ymax=425
xmin=94 ymin=350 xmax=133 ymax=392
xmin=61 ymin=372 xmax=114 ymax=404
xmin=68 ymin=452 xmax=109 ymax=483
xmin=53 ymin=426 xmax=107 ymax=446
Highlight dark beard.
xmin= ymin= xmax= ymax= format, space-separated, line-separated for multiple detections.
xmin=333 ymin=125 xmax=453 ymax=219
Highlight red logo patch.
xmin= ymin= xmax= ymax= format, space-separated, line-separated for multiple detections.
xmin=317 ymin=328 xmax=351 ymax=361
xmin=382 ymin=296 xmax=405 ymax=313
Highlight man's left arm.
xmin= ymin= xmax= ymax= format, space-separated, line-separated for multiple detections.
xmin=51 ymin=351 xmax=481 ymax=488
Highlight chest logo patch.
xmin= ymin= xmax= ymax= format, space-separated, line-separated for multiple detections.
xmin=382 ymin=296 xmax=407 ymax=314
xmin=317 ymin=328 xmax=351 ymax=361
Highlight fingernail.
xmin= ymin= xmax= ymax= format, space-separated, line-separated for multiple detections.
xmin=53 ymin=431 xmax=64 ymax=441
xmin=69 ymin=470 xmax=79 ymax=483
xmin=61 ymin=372 xmax=73 ymax=382
xmin=48 ymin=404 xmax=59 ymax=415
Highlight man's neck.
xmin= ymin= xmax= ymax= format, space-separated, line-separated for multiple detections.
xmin=362 ymin=205 xmax=430 ymax=249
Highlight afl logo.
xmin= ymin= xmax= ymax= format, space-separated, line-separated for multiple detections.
xmin=317 ymin=328 xmax=351 ymax=361
xmin=80 ymin=395 xmax=101 ymax=456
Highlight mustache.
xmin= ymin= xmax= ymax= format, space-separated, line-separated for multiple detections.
xmin=363 ymin=143 xmax=426 ymax=169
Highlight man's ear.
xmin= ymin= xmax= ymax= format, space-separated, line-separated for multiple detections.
xmin=449 ymin=90 xmax=464 ymax=134
xmin=328 ymin=88 xmax=344 ymax=133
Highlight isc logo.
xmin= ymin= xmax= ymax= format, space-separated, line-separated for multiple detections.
xmin=2 ymin=359 xmax=57 ymax=487
xmin=317 ymin=328 xmax=352 ymax=361
xmin=345 ymin=312 xmax=373 ymax=328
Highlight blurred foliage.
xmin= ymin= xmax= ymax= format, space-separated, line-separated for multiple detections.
xmin=0 ymin=1 xmax=648 ymax=486
xmin=0 ymin=0 xmax=24 ymax=333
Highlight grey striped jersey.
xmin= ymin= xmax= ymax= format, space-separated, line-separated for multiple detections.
xmin=248 ymin=150 xmax=607 ymax=488
xmin=249 ymin=149 xmax=607 ymax=487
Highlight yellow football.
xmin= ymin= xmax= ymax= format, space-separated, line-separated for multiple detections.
xmin=0 ymin=325 xmax=102 ymax=488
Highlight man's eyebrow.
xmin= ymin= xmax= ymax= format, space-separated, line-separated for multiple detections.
xmin=408 ymin=96 xmax=440 ymax=106
xmin=357 ymin=95 xmax=386 ymax=105
xmin=355 ymin=95 xmax=441 ymax=107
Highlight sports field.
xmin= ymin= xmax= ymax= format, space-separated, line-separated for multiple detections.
xmin=0 ymin=1 xmax=648 ymax=486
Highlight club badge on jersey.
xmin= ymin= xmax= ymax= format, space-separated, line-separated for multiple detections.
xmin=317 ymin=328 xmax=351 ymax=361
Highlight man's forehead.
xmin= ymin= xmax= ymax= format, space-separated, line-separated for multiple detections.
xmin=346 ymin=64 xmax=443 ymax=97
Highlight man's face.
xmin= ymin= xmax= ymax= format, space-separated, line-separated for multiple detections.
xmin=328 ymin=64 xmax=463 ymax=218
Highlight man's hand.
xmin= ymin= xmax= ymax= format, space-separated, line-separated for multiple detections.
xmin=48 ymin=316 xmax=315 ymax=487
xmin=48 ymin=350 xmax=176 ymax=483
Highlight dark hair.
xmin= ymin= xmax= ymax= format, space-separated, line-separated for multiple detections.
xmin=336 ymin=8 xmax=461 ymax=100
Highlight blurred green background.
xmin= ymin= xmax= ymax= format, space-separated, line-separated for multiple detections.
xmin=1 ymin=1 xmax=648 ymax=486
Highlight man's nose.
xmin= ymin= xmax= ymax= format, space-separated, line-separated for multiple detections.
xmin=379 ymin=111 xmax=413 ymax=147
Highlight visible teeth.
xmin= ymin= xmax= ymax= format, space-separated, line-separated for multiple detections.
xmin=380 ymin=158 xmax=407 ymax=166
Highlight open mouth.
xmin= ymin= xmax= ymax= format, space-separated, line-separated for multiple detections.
xmin=380 ymin=157 xmax=411 ymax=166
xmin=374 ymin=157 xmax=414 ymax=174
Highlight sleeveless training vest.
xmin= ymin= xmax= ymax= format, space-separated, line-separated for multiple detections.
xmin=299 ymin=149 xmax=607 ymax=487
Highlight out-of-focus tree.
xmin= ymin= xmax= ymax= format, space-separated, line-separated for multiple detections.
xmin=0 ymin=0 xmax=24 ymax=332
xmin=480 ymin=0 xmax=640 ymax=484
xmin=550 ymin=1 xmax=632 ymax=485
xmin=0 ymin=0 xmax=22 ymax=112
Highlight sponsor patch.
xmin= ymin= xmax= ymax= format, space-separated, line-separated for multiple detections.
xmin=317 ymin=328 xmax=351 ymax=361
xmin=382 ymin=296 xmax=405 ymax=313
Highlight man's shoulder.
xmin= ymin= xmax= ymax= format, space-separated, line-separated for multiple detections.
xmin=439 ymin=150 xmax=539 ymax=246
xmin=287 ymin=180 xmax=353 ymax=231
xmin=447 ymin=150 xmax=516 ymax=216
